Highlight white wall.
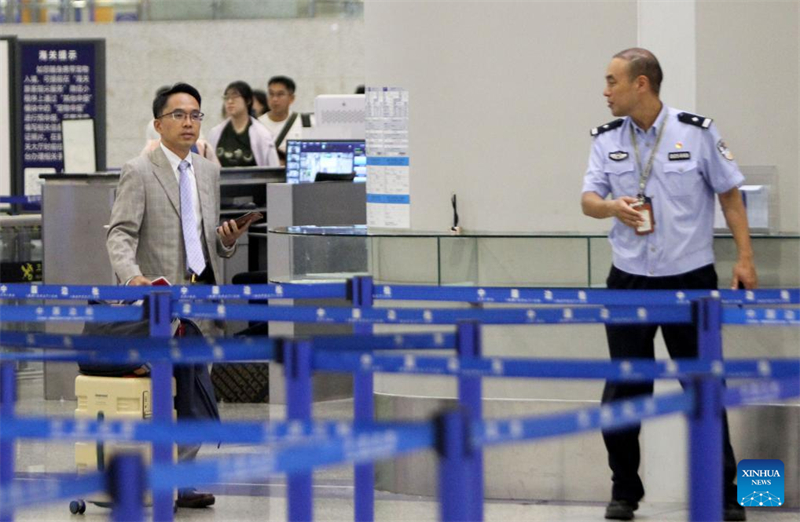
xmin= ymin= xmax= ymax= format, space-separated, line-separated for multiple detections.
xmin=366 ymin=0 xmax=638 ymax=233
xmin=696 ymin=0 xmax=799 ymax=233
xmin=1 ymin=18 xmax=365 ymax=167
xmin=365 ymin=0 xmax=800 ymax=234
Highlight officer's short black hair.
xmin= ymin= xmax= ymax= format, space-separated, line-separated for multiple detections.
xmin=152 ymin=83 xmax=202 ymax=118
xmin=268 ymin=76 xmax=296 ymax=94
xmin=613 ymin=48 xmax=663 ymax=95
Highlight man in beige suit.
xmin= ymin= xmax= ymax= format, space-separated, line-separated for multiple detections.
xmin=107 ymin=83 xmax=248 ymax=509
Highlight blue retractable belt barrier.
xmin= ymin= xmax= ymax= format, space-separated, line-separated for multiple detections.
xmin=0 ymin=282 xmax=348 ymax=301
xmin=2 ymin=282 xmax=798 ymax=305
xmin=176 ymin=302 xmax=693 ymax=325
xmin=313 ymin=351 xmax=800 ymax=381
xmin=475 ymin=388 xmax=694 ymax=447
xmin=0 ymin=304 xmax=143 ymax=322
xmin=0 ymin=196 xmax=41 ymax=205
xmin=723 ymin=307 xmax=800 ymax=325
xmin=374 ymin=285 xmax=800 ymax=305
xmin=0 ymin=416 xmax=422 ymax=445
xmin=148 ymin=423 xmax=435 ymax=492
xmin=312 ymin=332 xmax=454 ymax=351
xmin=0 ymin=331 xmax=448 ymax=353
xmin=2 ymin=329 xmax=797 ymax=380
xmin=725 ymin=377 xmax=800 ymax=408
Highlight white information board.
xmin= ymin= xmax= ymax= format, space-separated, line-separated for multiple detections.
xmin=0 ymin=39 xmax=11 ymax=202
xmin=62 ymin=118 xmax=97 ymax=174
xmin=365 ymin=87 xmax=410 ymax=229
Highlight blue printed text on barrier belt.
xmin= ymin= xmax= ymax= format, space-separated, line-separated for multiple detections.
xmin=375 ymin=285 xmax=800 ymax=305
xmin=722 ymin=307 xmax=800 ymax=325
xmin=7 ymin=303 xmax=795 ymax=326
xmin=313 ymin=352 xmax=800 ymax=381
xmin=3 ymin=346 xmax=796 ymax=383
xmin=0 ymin=341 xmax=277 ymax=365
xmin=0 ymin=331 xmax=451 ymax=352
xmin=1 ymin=282 xmax=798 ymax=305
xmin=175 ymin=302 xmax=694 ymax=325
xmin=0 ymin=282 xmax=348 ymax=301
xmin=0 ymin=304 xmax=143 ymax=322
xmin=0 ymin=416 xmax=426 ymax=446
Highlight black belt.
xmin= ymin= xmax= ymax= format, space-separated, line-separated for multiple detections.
xmin=189 ymin=264 xmax=215 ymax=285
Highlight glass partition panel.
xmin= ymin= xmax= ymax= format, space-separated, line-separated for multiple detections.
xmin=714 ymin=237 xmax=800 ymax=287
xmin=270 ymin=227 xmax=799 ymax=289
xmin=371 ymin=237 xmax=439 ymax=285
xmin=289 ymin=234 xmax=368 ymax=281
xmin=588 ymin=237 xmax=612 ymax=287
xmin=471 ymin=237 xmax=590 ymax=287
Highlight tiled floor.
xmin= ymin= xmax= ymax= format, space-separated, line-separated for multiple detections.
xmin=7 ymin=378 xmax=798 ymax=522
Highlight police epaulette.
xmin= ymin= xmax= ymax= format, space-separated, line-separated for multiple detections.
xmin=590 ymin=119 xmax=624 ymax=137
xmin=677 ymin=112 xmax=713 ymax=129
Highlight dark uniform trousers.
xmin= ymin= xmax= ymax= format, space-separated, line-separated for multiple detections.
xmin=176 ymin=263 xmax=220 ymax=461
xmin=602 ymin=264 xmax=737 ymax=503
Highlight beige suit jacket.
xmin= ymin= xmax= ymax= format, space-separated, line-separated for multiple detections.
xmin=107 ymin=147 xmax=234 ymax=287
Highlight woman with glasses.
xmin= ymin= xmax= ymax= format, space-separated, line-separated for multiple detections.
xmin=207 ymin=81 xmax=279 ymax=168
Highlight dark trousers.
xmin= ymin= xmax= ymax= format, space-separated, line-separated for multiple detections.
xmin=602 ymin=264 xmax=737 ymax=503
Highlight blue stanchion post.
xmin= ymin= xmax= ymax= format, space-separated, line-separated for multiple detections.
xmin=689 ymin=298 xmax=723 ymax=522
xmin=149 ymin=291 xmax=174 ymax=522
xmin=108 ymin=453 xmax=146 ymax=522
xmin=437 ymin=409 xmax=474 ymax=522
xmin=285 ymin=339 xmax=314 ymax=522
xmin=456 ymin=321 xmax=484 ymax=521
xmin=0 ymin=361 xmax=15 ymax=522
xmin=351 ymin=276 xmax=375 ymax=522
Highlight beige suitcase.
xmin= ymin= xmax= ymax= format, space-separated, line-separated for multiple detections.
xmin=71 ymin=375 xmax=176 ymax=514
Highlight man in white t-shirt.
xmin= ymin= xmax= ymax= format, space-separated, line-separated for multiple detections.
xmin=257 ymin=76 xmax=313 ymax=164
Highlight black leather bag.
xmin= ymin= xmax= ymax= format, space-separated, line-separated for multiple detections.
xmin=78 ymin=300 xmax=151 ymax=376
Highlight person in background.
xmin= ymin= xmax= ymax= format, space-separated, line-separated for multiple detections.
xmin=257 ymin=76 xmax=313 ymax=165
xmin=207 ymin=81 xmax=279 ymax=167
xmin=108 ymin=83 xmax=251 ymax=509
xmin=252 ymin=89 xmax=269 ymax=117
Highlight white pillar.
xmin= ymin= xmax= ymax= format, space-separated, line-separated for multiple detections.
xmin=638 ymin=0 xmax=696 ymax=112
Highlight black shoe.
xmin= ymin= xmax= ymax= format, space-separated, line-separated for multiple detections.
xmin=605 ymin=499 xmax=639 ymax=520
xmin=724 ymin=502 xmax=746 ymax=521
xmin=176 ymin=488 xmax=215 ymax=509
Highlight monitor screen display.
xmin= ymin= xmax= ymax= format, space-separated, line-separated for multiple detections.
xmin=285 ymin=140 xmax=366 ymax=184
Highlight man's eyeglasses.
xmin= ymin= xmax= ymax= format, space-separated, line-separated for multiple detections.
xmin=158 ymin=110 xmax=204 ymax=122
xmin=222 ymin=94 xmax=243 ymax=102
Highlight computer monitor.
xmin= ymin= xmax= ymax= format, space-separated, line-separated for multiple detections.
xmin=285 ymin=139 xmax=366 ymax=184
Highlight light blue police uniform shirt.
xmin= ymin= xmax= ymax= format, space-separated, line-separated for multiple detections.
xmin=582 ymin=105 xmax=744 ymax=277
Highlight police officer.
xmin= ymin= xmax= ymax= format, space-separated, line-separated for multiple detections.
xmin=581 ymin=48 xmax=756 ymax=521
